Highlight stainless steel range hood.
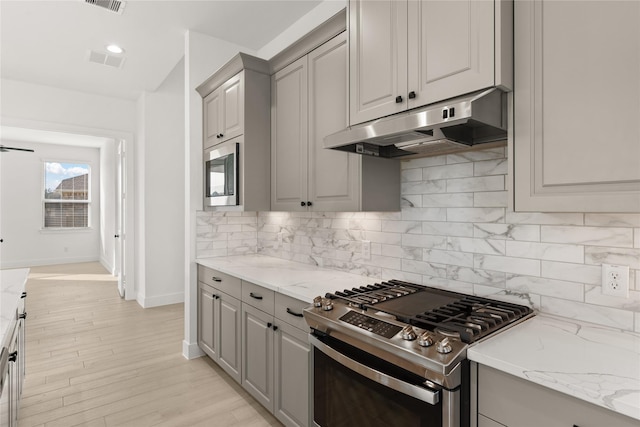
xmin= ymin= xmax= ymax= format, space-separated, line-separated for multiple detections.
xmin=324 ymin=88 xmax=508 ymax=158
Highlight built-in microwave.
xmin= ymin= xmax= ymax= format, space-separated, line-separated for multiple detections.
xmin=204 ymin=140 xmax=239 ymax=207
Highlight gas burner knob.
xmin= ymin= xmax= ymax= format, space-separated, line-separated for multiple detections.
xmin=418 ymin=331 xmax=434 ymax=347
xmin=436 ymin=337 xmax=453 ymax=354
xmin=321 ymin=298 xmax=333 ymax=311
xmin=400 ymin=325 xmax=417 ymax=341
xmin=313 ymin=296 xmax=323 ymax=307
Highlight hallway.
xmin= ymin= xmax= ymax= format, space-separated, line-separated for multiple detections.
xmin=18 ymin=262 xmax=281 ymax=427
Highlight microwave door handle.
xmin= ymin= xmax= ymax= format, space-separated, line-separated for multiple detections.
xmin=309 ymin=335 xmax=440 ymax=405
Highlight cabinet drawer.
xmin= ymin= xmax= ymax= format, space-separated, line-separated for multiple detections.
xmin=275 ymin=293 xmax=309 ymax=332
xmin=242 ymin=281 xmax=275 ymax=315
xmin=198 ymin=266 xmax=241 ymax=299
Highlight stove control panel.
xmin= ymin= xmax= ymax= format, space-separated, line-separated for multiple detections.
xmin=340 ymin=311 xmax=402 ymax=339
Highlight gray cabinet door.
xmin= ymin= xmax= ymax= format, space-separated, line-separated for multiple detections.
xmin=271 ymin=56 xmax=309 ymax=211
xmin=0 ymin=363 xmax=8 ymax=427
xmin=204 ymin=88 xmax=222 ymax=149
xmin=221 ymin=72 xmax=244 ymax=143
xmin=308 ymin=32 xmax=360 ymax=212
xmin=349 ymin=0 xmax=408 ymax=125
xmin=274 ymin=322 xmax=310 ymax=427
xmin=513 ymin=0 xmax=640 ymax=212
xmin=197 ymin=283 xmax=217 ymax=360
xmin=478 ymin=365 xmax=639 ymax=427
xmin=241 ymin=303 xmax=274 ymax=411
xmin=407 ymin=0 xmax=495 ymax=108
xmin=218 ymin=293 xmax=241 ymax=383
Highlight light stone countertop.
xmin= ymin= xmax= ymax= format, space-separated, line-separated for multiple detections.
xmin=1 ymin=268 xmax=29 ymax=349
xmin=196 ymin=254 xmax=640 ymax=422
xmin=468 ymin=314 xmax=640 ymax=422
xmin=196 ymin=254 xmax=375 ymax=303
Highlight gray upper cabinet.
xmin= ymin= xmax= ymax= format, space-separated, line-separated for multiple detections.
xmin=349 ymin=0 xmax=512 ymax=126
xmin=271 ymin=32 xmax=400 ymax=212
xmin=203 ymin=72 xmax=244 ymax=149
xmin=513 ymin=0 xmax=640 ymax=212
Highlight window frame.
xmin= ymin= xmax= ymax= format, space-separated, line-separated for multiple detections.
xmin=42 ymin=160 xmax=92 ymax=230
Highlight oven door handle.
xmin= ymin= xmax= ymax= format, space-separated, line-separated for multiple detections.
xmin=310 ymin=335 xmax=440 ymax=405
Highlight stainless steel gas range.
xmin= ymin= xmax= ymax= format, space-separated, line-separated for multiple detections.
xmin=304 ymin=280 xmax=534 ymax=427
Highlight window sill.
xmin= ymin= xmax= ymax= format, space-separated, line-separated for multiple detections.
xmin=40 ymin=227 xmax=94 ymax=234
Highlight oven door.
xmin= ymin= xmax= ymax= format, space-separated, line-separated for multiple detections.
xmin=204 ymin=141 xmax=239 ymax=207
xmin=311 ymin=333 xmax=459 ymax=427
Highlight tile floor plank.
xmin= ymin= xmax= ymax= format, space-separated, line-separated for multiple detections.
xmin=19 ymin=262 xmax=283 ymax=427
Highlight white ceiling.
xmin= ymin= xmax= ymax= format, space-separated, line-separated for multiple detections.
xmin=0 ymin=0 xmax=322 ymax=100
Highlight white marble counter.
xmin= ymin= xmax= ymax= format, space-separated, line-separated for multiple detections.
xmin=468 ymin=314 xmax=640 ymax=422
xmin=196 ymin=254 xmax=375 ymax=303
xmin=1 ymin=268 xmax=29 ymax=348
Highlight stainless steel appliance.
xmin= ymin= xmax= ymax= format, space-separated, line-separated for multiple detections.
xmin=304 ymin=280 xmax=534 ymax=427
xmin=204 ymin=141 xmax=239 ymax=207
xmin=324 ymin=88 xmax=507 ymax=158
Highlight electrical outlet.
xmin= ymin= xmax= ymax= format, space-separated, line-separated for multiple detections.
xmin=362 ymin=240 xmax=371 ymax=260
xmin=602 ymin=264 xmax=629 ymax=298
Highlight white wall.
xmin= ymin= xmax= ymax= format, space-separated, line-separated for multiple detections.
xmin=256 ymin=0 xmax=347 ymax=60
xmin=135 ymin=58 xmax=186 ymax=308
xmin=0 ymin=140 xmax=100 ymax=268
xmin=0 ymin=78 xmax=136 ymax=297
xmin=183 ymin=30 xmax=257 ymax=358
xmin=0 ymin=79 xmax=136 ymax=132
xmin=99 ymin=142 xmax=117 ymax=272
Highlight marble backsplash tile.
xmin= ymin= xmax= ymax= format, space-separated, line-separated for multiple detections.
xmin=196 ymin=147 xmax=640 ymax=332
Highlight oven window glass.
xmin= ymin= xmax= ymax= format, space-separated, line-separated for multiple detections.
xmin=206 ymin=152 xmax=234 ymax=197
xmin=314 ymin=347 xmax=442 ymax=427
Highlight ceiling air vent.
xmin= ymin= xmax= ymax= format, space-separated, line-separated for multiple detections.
xmin=84 ymin=0 xmax=126 ymax=15
xmin=88 ymin=50 xmax=125 ymax=69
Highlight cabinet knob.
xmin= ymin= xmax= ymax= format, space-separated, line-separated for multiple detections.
xmin=408 ymin=91 xmax=416 ymax=99
xmin=8 ymin=351 xmax=17 ymax=363
xmin=267 ymin=322 xmax=272 ymax=328
xmin=219 ymin=134 xmax=224 ymax=138
xmin=307 ymin=201 xmax=313 ymax=207
xmin=273 ymin=325 xmax=278 ymax=331
xmin=19 ymin=312 xmax=27 ymax=320
xmin=0 ymin=239 xmax=3 ymax=243
xmin=395 ymin=95 xmax=403 ymax=103
xmin=300 ymin=201 xmax=306 ymax=207
xmin=114 ymin=234 xmax=119 ymax=238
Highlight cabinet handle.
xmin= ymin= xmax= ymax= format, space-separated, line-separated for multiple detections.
xmin=19 ymin=312 xmax=27 ymax=320
xmin=8 ymin=351 xmax=17 ymax=363
xmin=249 ymin=292 xmax=263 ymax=300
xmin=307 ymin=201 xmax=313 ymax=207
xmin=408 ymin=91 xmax=416 ymax=99
xmin=212 ymin=277 xmax=222 ymax=282
xmin=21 ymin=292 xmax=27 ymax=299
xmin=286 ymin=308 xmax=304 ymax=318
xmin=300 ymin=201 xmax=306 ymax=207
xmin=395 ymin=95 xmax=403 ymax=103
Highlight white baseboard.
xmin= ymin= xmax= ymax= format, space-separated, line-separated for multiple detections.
xmin=136 ymin=292 xmax=184 ymax=308
xmin=182 ymin=340 xmax=205 ymax=360
xmin=0 ymin=256 xmax=99 ymax=269
xmin=99 ymin=257 xmax=114 ymax=275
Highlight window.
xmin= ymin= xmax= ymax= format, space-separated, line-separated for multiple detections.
xmin=43 ymin=162 xmax=91 ymax=228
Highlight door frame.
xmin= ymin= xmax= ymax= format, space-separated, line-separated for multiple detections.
xmin=0 ymin=117 xmax=136 ymax=300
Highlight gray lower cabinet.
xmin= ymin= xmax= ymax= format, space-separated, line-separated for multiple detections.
xmin=197 ymin=267 xmax=242 ymax=383
xmin=197 ymin=266 xmax=310 ymax=427
xmin=0 ymin=308 xmax=25 ymax=427
xmin=477 ymin=364 xmax=638 ymax=427
xmin=513 ymin=0 xmax=640 ymax=212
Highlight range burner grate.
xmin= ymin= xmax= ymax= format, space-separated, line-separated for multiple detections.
xmin=325 ymin=279 xmax=533 ymax=344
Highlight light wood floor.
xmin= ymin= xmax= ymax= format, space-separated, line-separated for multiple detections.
xmin=19 ymin=262 xmax=283 ymax=427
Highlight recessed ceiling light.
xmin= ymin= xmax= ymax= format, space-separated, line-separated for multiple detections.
xmin=106 ymin=44 xmax=124 ymax=54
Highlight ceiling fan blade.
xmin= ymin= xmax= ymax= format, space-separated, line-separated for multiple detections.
xmin=0 ymin=145 xmax=35 ymax=153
